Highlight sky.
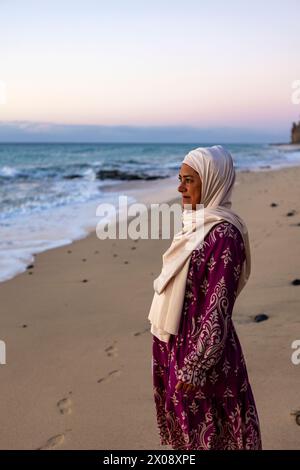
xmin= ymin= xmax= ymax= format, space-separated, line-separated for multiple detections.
xmin=0 ymin=0 xmax=300 ymax=142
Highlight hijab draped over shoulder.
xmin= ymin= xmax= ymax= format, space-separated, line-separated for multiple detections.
xmin=147 ymin=145 xmax=251 ymax=343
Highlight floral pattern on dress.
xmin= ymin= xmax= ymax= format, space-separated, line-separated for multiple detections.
xmin=152 ymin=221 xmax=262 ymax=450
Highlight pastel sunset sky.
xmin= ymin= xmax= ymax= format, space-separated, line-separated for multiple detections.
xmin=0 ymin=0 xmax=300 ymax=142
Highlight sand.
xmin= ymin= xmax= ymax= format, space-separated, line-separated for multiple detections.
xmin=0 ymin=166 xmax=300 ymax=450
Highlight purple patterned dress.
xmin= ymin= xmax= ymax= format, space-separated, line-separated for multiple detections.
xmin=152 ymin=221 xmax=262 ymax=450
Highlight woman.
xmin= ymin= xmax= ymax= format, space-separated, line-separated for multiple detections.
xmin=148 ymin=145 xmax=262 ymax=450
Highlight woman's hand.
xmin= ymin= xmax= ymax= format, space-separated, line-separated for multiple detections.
xmin=175 ymin=380 xmax=197 ymax=393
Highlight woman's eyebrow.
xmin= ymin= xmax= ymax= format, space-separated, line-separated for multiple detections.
xmin=178 ymin=174 xmax=194 ymax=178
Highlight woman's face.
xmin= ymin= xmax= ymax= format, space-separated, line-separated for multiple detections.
xmin=178 ymin=163 xmax=202 ymax=210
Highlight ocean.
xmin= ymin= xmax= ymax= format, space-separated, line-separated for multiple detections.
xmin=1 ymin=142 xmax=300 ymax=283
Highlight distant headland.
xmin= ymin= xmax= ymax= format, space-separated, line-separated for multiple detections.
xmin=270 ymin=121 xmax=300 ymax=149
xmin=291 ymin=121 xmax=300 ymax=144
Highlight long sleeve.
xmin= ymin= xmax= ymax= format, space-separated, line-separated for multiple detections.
xmin=175 ymin=223 xmax=246 ymax=387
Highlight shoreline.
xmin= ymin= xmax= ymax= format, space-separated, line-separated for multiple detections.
xmin=2 ymin=161 xmax=300 ymax=285
xmin=270 ymin=143 xmax=300 ymax=151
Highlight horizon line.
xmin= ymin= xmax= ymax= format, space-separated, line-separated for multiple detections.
xmin=0 ymin=141 xmax=288 ymax=145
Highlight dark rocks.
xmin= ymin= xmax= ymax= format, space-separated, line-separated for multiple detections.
xmin=95 ymin=169 xmax=167 ymax=181
xmin=26 ymin=264 xmax=34 ymax=270
xmin=291 ymin=279 xmax=300 ymax=286
xmin=270 ymin=203 xmax=278 ymax=207
xmin=64 ymin=174 xmax=82 ymax=179
xmin=287 ymin=210 xmax=296 ymax=217
xmin=254 ymin=313 xmax=269 ymax=323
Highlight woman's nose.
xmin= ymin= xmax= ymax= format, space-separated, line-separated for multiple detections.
xmin=178 ymin=182 xmax=185 ymax=193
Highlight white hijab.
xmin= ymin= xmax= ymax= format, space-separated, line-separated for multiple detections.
xmin=147 ymin=145 xmax=251 ymax=343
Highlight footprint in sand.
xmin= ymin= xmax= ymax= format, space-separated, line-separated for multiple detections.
xmin=264 ymin=230 xmax=272 ymax=238
xmin=57 ymin=397 xmax=72 ymax=415
xmin=291 ymin=409 xmax=300 ymax=426
xmin=133 ymin=327 xmax=150 ymax=336
xmin=105 ymin=342 xmax=118 ymax=357
xmin=97 ymin=369 xmax=121 ymax=384
xmin=38 ymin=433 xmax=65 ymax=450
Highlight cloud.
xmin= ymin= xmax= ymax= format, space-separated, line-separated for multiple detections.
xmin=0 ymin=120 xmax=288 ymax=143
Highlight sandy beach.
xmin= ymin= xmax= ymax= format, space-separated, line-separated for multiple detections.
xmin=0 ymin=165 xmax=300 ymax=450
